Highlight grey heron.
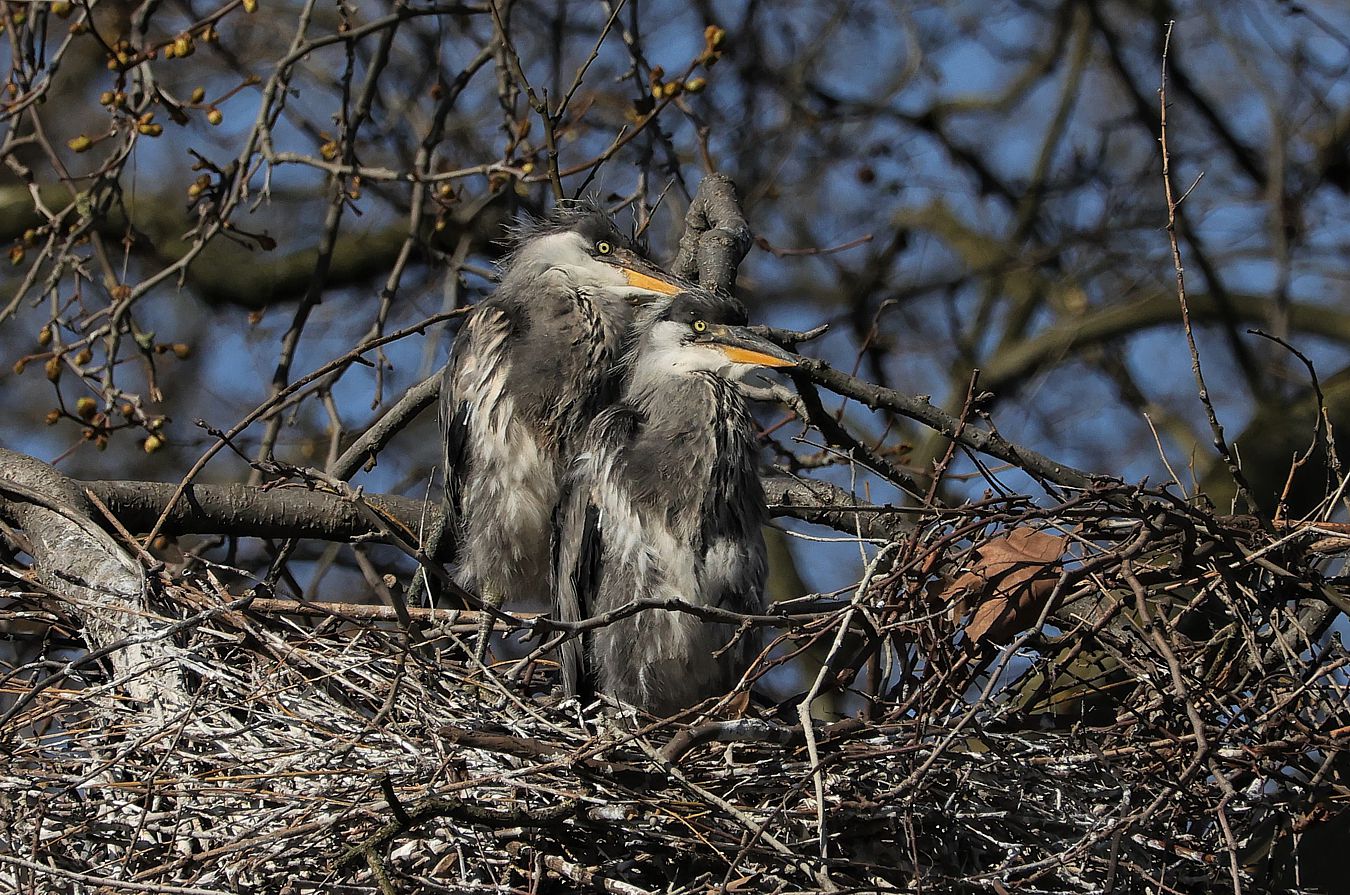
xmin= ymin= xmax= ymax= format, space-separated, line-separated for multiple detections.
xmin=553 ymin=289 xmax=796 ymax=715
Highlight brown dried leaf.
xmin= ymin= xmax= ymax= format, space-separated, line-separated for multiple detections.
xmin=723 ymin=688 xmax=753 ymax=718
xmin=940 ymin=527 xmax=1067 ymax=644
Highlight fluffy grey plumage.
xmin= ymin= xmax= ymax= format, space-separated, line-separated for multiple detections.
xmin=553 ymin=290 xmax=795 ymax=715
xmin=440 ymin=202 xmax=686 ymax=633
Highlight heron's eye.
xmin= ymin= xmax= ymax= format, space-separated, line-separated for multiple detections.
xmin=692 ymin=320 xmax=708 ymax=333
xmin=595 ymin=240 xmax=613 ymax=255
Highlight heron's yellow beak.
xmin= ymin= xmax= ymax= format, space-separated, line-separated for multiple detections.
xmin=714 ymin=345 xmax=797 ymax=368
xmin=622 ymin=267 xmax=683 ymax=295
xmin=703 ymin=325 xmax=799 ymax=368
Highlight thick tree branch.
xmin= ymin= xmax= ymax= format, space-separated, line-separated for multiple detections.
xmin=83 ymin=478 xmax=428 ymax=543
xmin=981 ymin=290 xmax=1350 ymax=395
xmin=72 ymin=470 xmax=901 ymax=545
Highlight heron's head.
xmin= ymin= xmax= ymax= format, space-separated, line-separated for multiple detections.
xmin=630 ymin=291 xmax=797 ymax=380
xmin=502 ymin=201 xmax=684 ymax=301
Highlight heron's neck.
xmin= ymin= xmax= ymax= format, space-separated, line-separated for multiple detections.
xmin=624 ymin=370 xmax=765 ymax=547
xmin=628 ymin=370 xmax=755 ymax=463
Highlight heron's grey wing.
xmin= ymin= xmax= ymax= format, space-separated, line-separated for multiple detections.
xmin=551 ymin=472 xmax=596 ymax=700
xmin=440 ymin=367 xmax=469 ymax=529
xmin=553 ymin=406 xmax=643 ymax=699
xmin=440 ymin=305 xmax=518 ymax=534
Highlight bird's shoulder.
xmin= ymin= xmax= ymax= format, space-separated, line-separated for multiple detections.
xmin=443 ymin=302 xmax=527 ymax=403
xmin=579 ymin=403 xmax=647 ymax=462
xmin=454 ymin=301 xmax=525 ymax=355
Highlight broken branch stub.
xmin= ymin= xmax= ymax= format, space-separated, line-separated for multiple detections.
xmin=671 ymin=173 xmax=754 ymax=294
xmin=0 ymin=447 xmax=183 ymax=717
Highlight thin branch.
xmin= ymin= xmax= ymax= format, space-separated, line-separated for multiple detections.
xmin=1159 ymin=21 xmax=1256 ymax=514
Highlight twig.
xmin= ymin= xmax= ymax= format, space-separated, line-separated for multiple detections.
xmin=145 ymin=311 xmax=461 ymax=545
xmin=791 ymin=354 xmax=1101 ymax=491
xmin=1159 ymin=22 xmax=1256 ymax=514
xmin=0 ymin=854 xmax=225 ymax=895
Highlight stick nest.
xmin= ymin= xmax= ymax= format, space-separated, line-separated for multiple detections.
xmin=2 ymin=485 xmax=1347 ymax=893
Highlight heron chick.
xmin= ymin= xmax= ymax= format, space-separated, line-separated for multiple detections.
xmin=440 ymin=202 xmax=686 ymax=655
xmin=554 ymin=290 xmax=796 ymax=715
